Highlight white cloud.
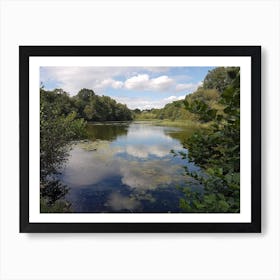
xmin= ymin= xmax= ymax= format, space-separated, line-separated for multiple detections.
xmin=114 ymin=95 xmax=186 ymax=110
xmin=124 ymin=74 xmax=174 ymax=92
xmin=41 ymin=67 xmax=125 ymax=94
xmin=165 ymin=95 xmax=177 ymax=101
xmin=96 ymin=78 xmax=123 ymax=90
xmin=175 ymin=82 xmax=202 ymax=93
xmin=41 ymin=66 xmax=202 ymax=99
xmin=150 ymin=75 xmax=174 ymax=91
xmin=124 ymin=74 xmax=149 ymax=90
xmin=41 ymin=66 xmax=174 ymax=95
xmin=164 ymin=95 xmax=185 ymax=102
xmin=143 ymin=67 xmax=170 ymax=73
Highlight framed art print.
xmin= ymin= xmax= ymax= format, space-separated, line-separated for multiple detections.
xmin=19 ymin=46 xmax=261 ymax=233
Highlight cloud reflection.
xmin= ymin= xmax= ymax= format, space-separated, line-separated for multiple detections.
xmin=61 ymin=145 xmax=121 ymax=186
xmin=124 ymin=144 xmax=180 ymax=159
xmin=105 ymin=192 xmax=141 ymax=211
xmin=62 ymin=141 xmax=186 ymax=192
xmin=120 ymin=160 xmax=184 ymax=190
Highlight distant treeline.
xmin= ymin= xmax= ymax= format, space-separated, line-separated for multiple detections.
xmin=134 ymin=67 xmax=238 ymax=123
xmin=41 ymin=88 xmax=133 ymax=122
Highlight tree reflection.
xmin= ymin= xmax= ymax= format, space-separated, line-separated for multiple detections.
xmin=86 ymin=122 xmax=129 ymax=141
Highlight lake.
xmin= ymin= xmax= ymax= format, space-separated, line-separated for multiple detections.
xmin=59 ymin=121 xmax=202 ymax=213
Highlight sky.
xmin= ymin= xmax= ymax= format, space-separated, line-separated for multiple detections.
xmin=40 ymin=66 xmax=215 ymax=110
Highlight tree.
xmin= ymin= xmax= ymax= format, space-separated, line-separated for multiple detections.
xmin=40 ymin=88 xmax=87 ymax=208
xmin=73 ymin=89 xmax=133 ymax=121
xmin=179 ymin=67 xmax=240 ymax=213
xmin=76 ymin=88 xmax=95 ymax=102
xmin=203 ymin=67 xmax=239 ymax=93
xmin=40 ymin=87 xmax=134 ymax=212
xmin=83 ymin=104 xmax=94 ymax=120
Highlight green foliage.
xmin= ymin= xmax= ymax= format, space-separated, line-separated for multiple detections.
xmin=203 ymin=67 xmax=239 ymax=93
xmin=186 ymin=88 xmax=220 ymax=105
xmin=73 ymin=88 xmax=133 ymax=121
xmin=40 ymin=88 xmax=87 ymax=209
xmin=184 ymin=99 xmax=217 ymax=122
xmin=40 ymin=87 xmax=133 ymax=212
xmin=40 ymin=89 xmax=87 ymax=180
xmin=134 ymin=100 xmax=198 ymax=121
xmin=183 ymin=87 xmax=224 ymax=122
xmin=134 ymin=85 xmax=225 ymax=123
xmin=40 ymin=198 xmax=72 ymax=213
xmin=179 ymin=67 xmax=240 ymax=213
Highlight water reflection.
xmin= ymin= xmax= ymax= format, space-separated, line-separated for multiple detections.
xmin=105 ymin=192 xmax=141 ymax=212
xmin=86 ymin=122 xmax=129 ymax=141
xmin=60 ymin=121 xmax=201 ymax=213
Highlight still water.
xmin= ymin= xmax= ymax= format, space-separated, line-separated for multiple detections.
xmin=60 ymin=121 xmax=202 ymax=213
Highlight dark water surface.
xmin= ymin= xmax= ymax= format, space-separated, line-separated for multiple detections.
xmin=60 ymin=121 xmax=201 ymax=213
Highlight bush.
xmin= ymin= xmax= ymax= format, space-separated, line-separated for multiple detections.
xmin=179 ymin=67 xmax=240 ymax=213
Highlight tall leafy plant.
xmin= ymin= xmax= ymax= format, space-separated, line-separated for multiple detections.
xmin=180 ymin=68 xmax=240 ymax=213
xmin=40 ymin=88 xmax=87 ymax=209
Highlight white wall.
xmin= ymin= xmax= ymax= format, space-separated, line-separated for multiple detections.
xmin=0 ymin=0 xmax=279 ymax=279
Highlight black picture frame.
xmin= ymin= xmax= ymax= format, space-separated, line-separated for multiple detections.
xmin=20 ymin=46 xmax=261 ymax=233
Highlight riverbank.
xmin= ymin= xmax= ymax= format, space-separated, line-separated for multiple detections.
xmin=133 ymin=118 xmax=211 ymax=129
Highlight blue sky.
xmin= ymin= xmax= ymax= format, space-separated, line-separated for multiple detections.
xmin=40 ymin=66 xmax=214 ymax=109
